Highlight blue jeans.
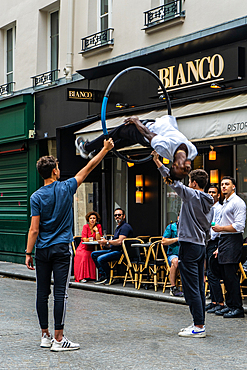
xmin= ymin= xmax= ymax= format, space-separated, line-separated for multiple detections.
xmin=91 ymin=249 xmax=122 ymax=279
xmin=179 ymin=242 xmax=206 ymax=326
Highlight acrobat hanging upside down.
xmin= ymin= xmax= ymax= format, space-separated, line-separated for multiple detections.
xmin=75 ymin=115 xmax=198 ymax=181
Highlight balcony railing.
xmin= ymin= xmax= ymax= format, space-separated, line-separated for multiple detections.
xmin=81 ymin=28 xmax=114 ymax=53
xmin=144 ymin=0 xmax=184 ymax=28
xmin=31 ymin=69 xmax=59 ymax=87
xmin=0 ymin=82 xmax=15 ymax=96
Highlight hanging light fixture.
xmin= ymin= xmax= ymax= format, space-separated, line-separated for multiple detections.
xmin=135 ymin=175 xmax=144 ymax=204
xmin=210 ymin=169 xmax=219 ymax=184
xmin=209 ymin=146 xmax=216 ymax=161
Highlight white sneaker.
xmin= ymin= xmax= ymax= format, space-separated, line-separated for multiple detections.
xmin=75 ymin=137 xmax=89 ymax=159
xmin=50 ymin=336 xmax=80 ymax=351
xmin=40 ymin=333 xmax=52 ymax=348
xmin=178 ymin=324 xmax=206 ymax=338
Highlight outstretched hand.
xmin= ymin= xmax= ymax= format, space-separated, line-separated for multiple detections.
xmin=124 ymin=116 xmax=140 ymax=126
xmin=103 ymin=138 xmax=114 ymax=151
xmin=151 ymin=150 xmax=159 ymax=162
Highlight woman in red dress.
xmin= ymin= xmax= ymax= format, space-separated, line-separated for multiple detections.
xmin=74 ymin=211 xmax=102 ymax=282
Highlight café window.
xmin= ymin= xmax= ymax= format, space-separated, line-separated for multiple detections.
xmin=74 ymin=182 xmax=99 ymax=236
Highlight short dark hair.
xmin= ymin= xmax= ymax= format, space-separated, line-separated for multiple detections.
xmin=85 ymin=211 xmax=101 ymax=222
xmin=189 ymin=169 xmax=209 ymax=189
xmin=114 ymin=208 xmax=125 ymax=216
xmin=208 ymin=185 xmax=219 ymax=194
xmin=221 ymin=176 xmax=236 ymax=186
xmin=36 ymin=155 xmax=58 ymax=179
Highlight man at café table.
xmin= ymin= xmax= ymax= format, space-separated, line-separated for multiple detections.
xmin=91 ymin=208 xmax=133 ymax=285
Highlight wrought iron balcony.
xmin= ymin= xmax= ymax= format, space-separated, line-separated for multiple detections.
xmin=31 ymin=69 xmax=59 ymax=87
xmin=144 ymin=0 xmax=184 ymax=28
xmin=0 ymin=82 xmax=15 ymax=96
xmin=80 ymin=28 xmax=114 ymax=53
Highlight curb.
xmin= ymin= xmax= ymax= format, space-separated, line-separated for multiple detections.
xmin=1 ymin=262 xmax=246 ymax=313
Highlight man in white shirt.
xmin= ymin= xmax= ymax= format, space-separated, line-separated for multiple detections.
xmin=75 ymin=115 xmax=197 ymax=181
xmin=212 ymin=176 xmax=246 ymax=318
xmin=205 ymin=186 xmax=224 ymax=313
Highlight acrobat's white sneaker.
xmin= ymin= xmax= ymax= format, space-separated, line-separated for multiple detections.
xmin=75 ymin=137 xmax=89 ymax=159
xmin=178 ymin=324 xmax=206 ymax=338
xmin=50 ymin=336 xmax=80 ymax=351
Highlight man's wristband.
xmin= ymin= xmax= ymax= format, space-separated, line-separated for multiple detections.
xmin=106 ymin=241 xmax=109 ymax=246
xmin=25 ymin=249 xmax=32 ymax=256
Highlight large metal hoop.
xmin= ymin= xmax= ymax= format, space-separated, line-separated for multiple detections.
xmin=101 ymin=66 xmax=171 ymax=164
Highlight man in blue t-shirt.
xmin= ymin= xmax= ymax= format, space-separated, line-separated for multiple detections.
xmin=162 ymin=216 xmax=183 ymax=297
xmin=91 ymin=208 xmax=133 ymax=284
xmin=25 ymin=138 xmax=114 ymax=352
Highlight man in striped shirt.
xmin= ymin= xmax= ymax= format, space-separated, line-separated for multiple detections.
xmin=212 ymin=176 xmax=246 ymax=318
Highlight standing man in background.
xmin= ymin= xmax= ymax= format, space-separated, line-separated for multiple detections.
xmin=212 ymin=176 xmax=246 ymax=318
xmin=205 ymin=186 xmax=224 ymax=313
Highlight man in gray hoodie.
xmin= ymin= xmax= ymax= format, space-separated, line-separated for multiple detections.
xmin=153 ymin=151 xmax=213 ymax=338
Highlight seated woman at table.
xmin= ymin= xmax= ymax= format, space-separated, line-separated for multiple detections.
xmin=74 ymin=211 xmax=102 ymax=282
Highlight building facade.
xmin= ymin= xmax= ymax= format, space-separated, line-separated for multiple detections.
xmin=1 ymin=1 xmax=247 ymax=262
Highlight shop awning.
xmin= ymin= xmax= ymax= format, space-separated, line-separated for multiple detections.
xmin=74 ymin=92 xmax=247 ymax=143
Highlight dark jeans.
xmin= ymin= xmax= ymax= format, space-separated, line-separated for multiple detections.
xmin=219 ymin=263 xmax=243 ymax=310
xmin=85 ymin=123 xmax=151 ymax=153
xmin=206 ymin=239 xmax=224 ymax=303
xmin=35 ymin=243 xmax=72 ymax=330
xmin=179 ymin=242 xmax=206 ymax=326
xmin=91 ymin=249 xmax=122 ymax=279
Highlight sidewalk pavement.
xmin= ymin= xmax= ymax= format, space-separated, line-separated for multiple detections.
xmin=1 ymin=260 xmax=246 ymax=312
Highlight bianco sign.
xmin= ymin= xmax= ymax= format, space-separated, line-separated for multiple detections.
xmin=158 ymin=53 xmax=225 ymax=91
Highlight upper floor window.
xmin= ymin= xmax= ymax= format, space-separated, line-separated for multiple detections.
xmin=6 ymin=28 xmax=14 ymax=85
xmin=98 ymin=0 xmax=112 ymax=31
xmin=50 ymin=10 xmax=59 ymax=72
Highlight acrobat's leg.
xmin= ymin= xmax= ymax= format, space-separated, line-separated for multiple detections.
xmin=85 ymin=123 xmax=150 ymax=152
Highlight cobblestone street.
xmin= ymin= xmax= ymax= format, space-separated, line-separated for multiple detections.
xmin=0 ymin=275 xmax=246 ymax=370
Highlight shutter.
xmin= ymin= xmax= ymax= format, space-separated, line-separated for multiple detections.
xmin=0 ymin=152 xmax=28 ymax=220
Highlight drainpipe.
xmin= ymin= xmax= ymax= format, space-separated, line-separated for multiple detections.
xmin=63 ymin=0 xmax=74 ymax=80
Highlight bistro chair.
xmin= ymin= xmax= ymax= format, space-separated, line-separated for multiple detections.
xmin=137 ymin=236 xmax=150 ymax=243
xmin=71 ymin=236 xmax=82 ymax=276
xmin=138 ymin=240 xmax=168 ymax=292
xmin=107 ymin=235 xmax=127 ymax=285
xmin=239 ymin=262 xmax=247 ymax=298
xmin=122 ymin=238 xmax=144 ymax=288
xmin=239 ymin=243 xmax=247 ymax=298
xmin=149 ymin=236 xmax=163 ymax=244
xmin=72 ymin=235 xmax=81 ymax=256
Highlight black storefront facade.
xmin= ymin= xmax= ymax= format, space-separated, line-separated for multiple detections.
xmin=36 ymin=23 xmax=247 ymax=239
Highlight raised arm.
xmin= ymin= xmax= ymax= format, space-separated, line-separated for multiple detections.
xmin=124 ymin=116 xmax=156 ymax=144
xmin=75 ymin=138 xmax=114 ymax=187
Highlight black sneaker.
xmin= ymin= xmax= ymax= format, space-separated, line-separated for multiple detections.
xmin=205 ymin=302 xmax=215 ymax=311
xmin=170 ymin=286 xmax=184 ymax=297
xmin=207 ymin=304 xmax=223 ymax=313
xmin=94 ymin=276 xmax=107 ymax=284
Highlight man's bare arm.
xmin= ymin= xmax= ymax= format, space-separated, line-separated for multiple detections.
xmin=124 ymin=116 xmax=156 ymax=144
xmin=75 ymin=138 xmax=114 ymax=187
